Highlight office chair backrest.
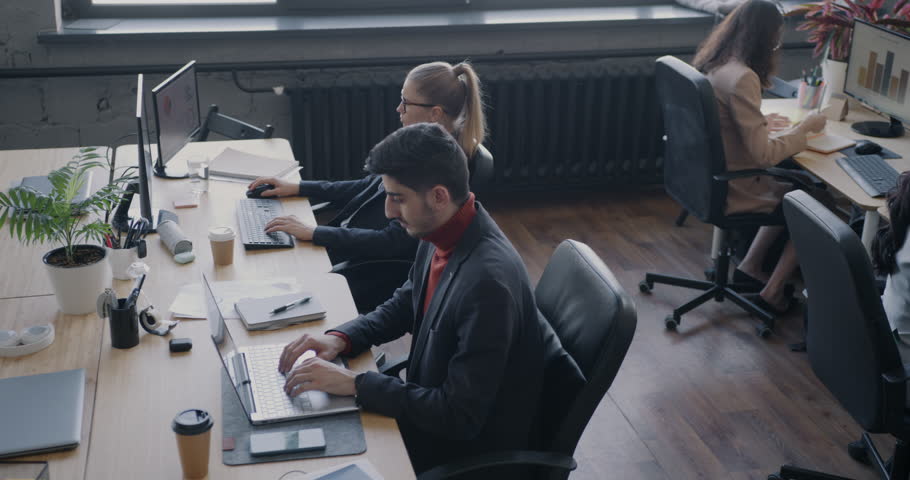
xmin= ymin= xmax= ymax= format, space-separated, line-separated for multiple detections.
xmin=655 ymin=56 xmax=728 ymax=225
xmin=197 ymin=104 xmax=274 ymax=141
xmin=534 ymin=240 xmax=637 ymax=461
xmin=783 ymin=191 xmax=905 ymax=432
xmin=469 ymin=144 xmax=494 ymax=196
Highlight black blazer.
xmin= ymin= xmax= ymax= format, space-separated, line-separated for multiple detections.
xmin=332 ymin=204 xmax=545 ymax=473
xmin=300 ymin=175 xmax=418 ymax=264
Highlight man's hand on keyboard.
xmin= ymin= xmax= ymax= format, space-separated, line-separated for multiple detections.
xmin=279 ymin=333 xmax=346 ymax=374
xmin=265 ymin=215 xmax=315 ymax=241
xmin=284 ymin=357 xmax=357 ymax=397
xmin=248 ymin=177 xmax=297 ymax=197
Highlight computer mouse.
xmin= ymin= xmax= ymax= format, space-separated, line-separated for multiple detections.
xmin=246 ymin=184 xmax=274 ymax=199
xmin=855 ymin=141 xmax=883 ymax=155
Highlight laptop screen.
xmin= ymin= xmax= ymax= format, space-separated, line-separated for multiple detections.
xmin=203 ymin=273 xmax=255 ymax=416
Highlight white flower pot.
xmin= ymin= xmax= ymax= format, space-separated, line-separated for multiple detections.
xmin=822 ymin=57 xmax=848 ymax=107
xmin=43 ymin=245 xmax=111 ymax=315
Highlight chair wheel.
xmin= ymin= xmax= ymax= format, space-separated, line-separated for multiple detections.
xmin=767 ymin=474 xmax=783 ymax=480
xmin=639 ymin=280 xmax=652 ymax=294
xmin=847 ymin=439 xmax=870 ymax=465
xmin=704 ymin=268 xmax=716 ymax=281
xmin=756 ymin=325 xmax=772 ymax=338
xmin=665 ymin=314 xmax=679 ymax=330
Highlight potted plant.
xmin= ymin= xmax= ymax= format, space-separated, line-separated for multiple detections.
xmin=0 ymin=147 xmax=130 ymax=314
xmin=788 ymin=0 xmax=910 ymax=104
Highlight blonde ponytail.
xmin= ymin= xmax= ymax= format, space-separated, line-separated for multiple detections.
xmin=407 ymin=61 xmax=487 ymax=158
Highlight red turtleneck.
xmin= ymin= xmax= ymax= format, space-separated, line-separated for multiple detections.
xmin=421 ymin=193 xmax=477 ymax=314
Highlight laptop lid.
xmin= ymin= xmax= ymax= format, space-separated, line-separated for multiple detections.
xmin=204 ymin=273 xmax=256 ymax=419
xmin=0 ymin=368 xmax=85 ymax=458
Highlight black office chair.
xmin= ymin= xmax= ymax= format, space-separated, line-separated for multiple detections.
xmin=639 ymin=56 xmax=809 ymax=336
xmin=769 ymin=190 xmax=910 ymax=480
xmin=196 ymin=104 xmax=274 ymax=141
xmin=332 ymin=145 xmax=496 ymax=314
xmin=380 ymin=239 xmax=637 ymax=479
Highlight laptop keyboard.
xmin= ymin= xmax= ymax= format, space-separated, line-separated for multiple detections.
xmin=836 ymin=154 xmax=901 ymax=197
xmin=246 ymin=344 xmax=312 ymax=419
xmin=236 ymin=199 xmax=294 ymax=250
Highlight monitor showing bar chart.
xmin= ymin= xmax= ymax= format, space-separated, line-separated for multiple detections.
xmin=844 ymin=19 xmax=910 ymax=137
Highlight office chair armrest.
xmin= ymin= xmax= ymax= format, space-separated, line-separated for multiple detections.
xmin=714 ymin=169 xmax=813 ymax=190
xmin=378 ymin=354 xmax=410 ymax=377
xmin=330 ymin=259 xmax=414 ymax=275
xmin=417 ymin=450 xmax=577 ymax=480
xmin=882 ymin=362 xmax=910 ymax=384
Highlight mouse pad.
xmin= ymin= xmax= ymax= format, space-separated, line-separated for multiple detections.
xmin=840 ymin=144 xmax=902 ymax=159
xmin=221 ymin=369 xmax=366 ymax=466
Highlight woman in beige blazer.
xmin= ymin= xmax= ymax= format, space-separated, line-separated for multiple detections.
xmin=693 ymin=0 xmax=826 ymax=313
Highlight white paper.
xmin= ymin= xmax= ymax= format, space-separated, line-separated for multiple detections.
xmin=168 ymin=278 xmax=301 ymax=319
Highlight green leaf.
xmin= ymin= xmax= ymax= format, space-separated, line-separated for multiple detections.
xmin=0 ymin=208 xmax=7 ymax=230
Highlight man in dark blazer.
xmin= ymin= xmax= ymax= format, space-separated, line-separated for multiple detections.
xmin=277 ymin=123 xmax=545 ymax=475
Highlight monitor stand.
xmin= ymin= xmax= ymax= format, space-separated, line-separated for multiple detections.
xmin=851 ymin=116 xmax=905 ymax=138
xmin=153 ymin=160 xmax=189 ymax=179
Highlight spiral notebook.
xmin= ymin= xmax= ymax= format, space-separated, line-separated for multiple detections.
xmin=235 ymin=292 xmax=326 ymax=331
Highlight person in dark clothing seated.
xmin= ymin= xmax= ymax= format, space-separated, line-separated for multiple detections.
xmin=247 ymin=61 xmax=487 ymax=266
xmin=276 ymin=123 xmax=544 ymax=476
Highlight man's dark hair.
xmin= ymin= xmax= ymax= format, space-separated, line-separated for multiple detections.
xmin=365 ymin=123 xmax=470 ymax=203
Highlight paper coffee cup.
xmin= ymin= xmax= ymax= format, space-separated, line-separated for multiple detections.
xmin=172 ymin=409 xmax=213 ymax=479
xmin=208 ymin=226 xmax=235 ymax=266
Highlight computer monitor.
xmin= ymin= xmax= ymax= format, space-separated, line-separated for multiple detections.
xmin=135 ymin=74 xmax=168 ymax=232
xmin=151 ymin=61 xmax=201 ymax=178
xmin=844 ymin=19 xmax=909 ymax=138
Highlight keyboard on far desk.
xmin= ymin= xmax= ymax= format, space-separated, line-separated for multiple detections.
xmin=836 ymin=155 xmax=901 ymax=198
xmin=236 ymin=198 xmax=294 ymax=250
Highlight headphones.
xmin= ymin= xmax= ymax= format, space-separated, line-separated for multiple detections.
xmin=0 ymin=324 xmax=55 ymax=357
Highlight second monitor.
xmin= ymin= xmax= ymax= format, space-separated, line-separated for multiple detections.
xmin=151 ymin=60 xmax=202 ymax=178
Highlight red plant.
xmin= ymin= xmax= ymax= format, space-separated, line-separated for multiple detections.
xmin=787 ymin=0 xmax=910 ymax=61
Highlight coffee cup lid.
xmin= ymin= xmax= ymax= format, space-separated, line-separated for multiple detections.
xmin=171 ymin=409 xmax=213 ymax=435
xmin=208 ymin=226 xmax=235 ymax=242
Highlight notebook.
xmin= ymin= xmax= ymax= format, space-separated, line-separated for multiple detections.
xmin=235 ymin=292 xmax=326 ymax=330
xmin=209 ymin=147 xmax=298 ymax=181
xmin=806 ymin=132 xmax=856 ymax=154
xmin=0 ymin=369 xmax=85 ymax=458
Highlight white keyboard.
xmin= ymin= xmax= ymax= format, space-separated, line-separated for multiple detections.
xmin=246 ymin=344 xmax=313 ymax=419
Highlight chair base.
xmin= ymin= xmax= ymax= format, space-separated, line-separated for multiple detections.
xmin=641 ymin=248 xmax=775 ymax=337
xmin=769 ymin=433 xmax=910 ymax=480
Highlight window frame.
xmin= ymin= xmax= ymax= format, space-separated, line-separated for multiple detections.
xmin=65 ymin=0 xmax=662 ymax=20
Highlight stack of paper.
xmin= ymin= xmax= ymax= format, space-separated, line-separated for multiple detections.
xmin=209 ymin=147 xmax=298 ymax=181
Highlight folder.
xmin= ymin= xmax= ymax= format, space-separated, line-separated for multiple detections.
xmin=209 ymin=147 xmax=298 ymax=181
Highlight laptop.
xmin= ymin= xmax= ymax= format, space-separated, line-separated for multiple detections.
xmin=0 ymin=368 xmax=84 ymax=458
xmin=204 ymin=274 xmax=358 ymax=425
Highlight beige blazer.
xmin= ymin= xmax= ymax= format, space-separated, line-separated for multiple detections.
xmin=707 ymin=60 xmax=808 ymax=214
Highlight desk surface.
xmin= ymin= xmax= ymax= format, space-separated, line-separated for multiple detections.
xmin=763 ymin=98 xmax=910 ymax=211
xmin=0 ymin=140 xmax=414 ymax=480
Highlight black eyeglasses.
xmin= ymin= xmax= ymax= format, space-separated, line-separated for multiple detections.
xmin=400 ymin=96 xmax=437 ymax=114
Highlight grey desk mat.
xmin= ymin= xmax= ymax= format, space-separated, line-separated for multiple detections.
xmin=840 ymin=143 xmax=902 ymax=159
xmin=221 ymin=370 xmax=366 ymax=466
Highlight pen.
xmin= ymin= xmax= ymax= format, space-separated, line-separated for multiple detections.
xmin=126 ymin=274 xmax=146 ymax=310
xmin=270 ymin=296 xmax=311 ymax=315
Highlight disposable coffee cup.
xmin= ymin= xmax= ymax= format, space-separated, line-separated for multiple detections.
xmin=208 ymin=226 xmax=235 ymax=266
xmin=172 ymin=409 xmax=213 ymax=479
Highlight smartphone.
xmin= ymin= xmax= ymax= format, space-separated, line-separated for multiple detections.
xmin=249 ymin=428 xmax=326 ymax=457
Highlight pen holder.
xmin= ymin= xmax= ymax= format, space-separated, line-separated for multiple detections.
xmin=108 ymin=246 xmax=139 ymax=280
xmin=798 ymin=80 xmax=826 ymax=110
xmin=110 ymin=298 xmax=140 ymax=349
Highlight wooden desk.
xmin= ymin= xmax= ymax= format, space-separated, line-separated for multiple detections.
xmin=0 ymin=140 xmax=414 ymax=480
xmin=0 ymin=147 xmax=109 ymax=299
xmin=763 ymin=99 xmax=910 ymax=251
xmin=0 ymin=297 xmax=103 ymax=480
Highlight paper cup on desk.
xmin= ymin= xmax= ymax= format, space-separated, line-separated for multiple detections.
xmin=798 ymin=81 xmax=826 ymax=110
xmin=172 ymin=409 xmax=213 ymax=479
xmin=107 ymin=246 xmax=139 ymax=280
xmin=208 ymin=226 xmax=235 ymax=266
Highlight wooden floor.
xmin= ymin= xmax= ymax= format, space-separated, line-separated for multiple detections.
xmin=478 ymin=188 xmax=884 ymax=480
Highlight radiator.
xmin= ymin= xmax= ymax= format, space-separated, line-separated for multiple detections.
xmin=289 ymin=58 xmax=664 ymax=191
